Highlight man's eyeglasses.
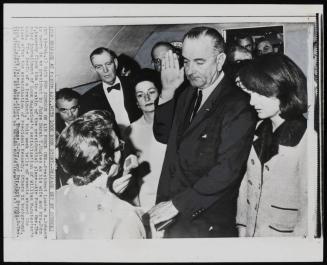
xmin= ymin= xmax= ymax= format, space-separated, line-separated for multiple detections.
xmin=151 ymin=58 xmax=161 ymax=66
xmin=113 ymin=140 xmax=125 ymax=153
xmin=59 ymin=105 xmax=79 ymax=114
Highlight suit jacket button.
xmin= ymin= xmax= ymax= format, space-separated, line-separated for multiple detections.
xmin=251 ymin=159 xmax=255 ymax=165
xmin=201 ymin=134 xmax=207 ymax=139
xmin=265 ymin=165 xmax=269 ymax=171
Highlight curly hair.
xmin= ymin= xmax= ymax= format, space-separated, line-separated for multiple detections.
xmin=57 ymin=110 xmax=117 ymax=186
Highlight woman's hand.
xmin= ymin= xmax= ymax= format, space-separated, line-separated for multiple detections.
xmin=112 ymin=155 xmax=138 ymax=194
xmin=112 ymin=173 xmax=133 ymax=194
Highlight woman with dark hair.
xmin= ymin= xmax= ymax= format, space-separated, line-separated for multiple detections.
xmin=56 ymin=110 xmax=146 ymax=239
xmin=127 ymin=69 xmax=167 ymax=212
xmin=235 ymin=54 xmax=316 ymax=237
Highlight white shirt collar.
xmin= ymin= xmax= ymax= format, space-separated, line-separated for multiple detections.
xmin=199 ymin=71 xmax=225 ymax=108
xmin=200 ymin=71 xmax=224 ymax=93
xmin=102 ymin=76 xmax=121 ymax=91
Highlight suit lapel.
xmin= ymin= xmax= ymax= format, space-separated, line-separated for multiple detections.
xmin=176 ymin=88 xmax=197 ymax=145
xmin=181 ymin=76 xmax=230 ymax=138
xmin=93 ymin=83 xmax=115 ymax=113
xmin=91 ymin=83 xmax=106 ymax=98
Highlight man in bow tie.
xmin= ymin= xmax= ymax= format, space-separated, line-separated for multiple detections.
xmin=149 ymin=27 xmax=257 ymax=238
xmin=80 ymin=47 xmax=142 ymax=133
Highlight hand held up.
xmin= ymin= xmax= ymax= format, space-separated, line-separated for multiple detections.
xmin=160 ymin=50 xmax=184 ymax=101
xmin=112 ymin=154 xmax=139 ymax=194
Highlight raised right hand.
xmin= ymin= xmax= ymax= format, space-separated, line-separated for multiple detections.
xmin=160 ymin=50 xmax=184 ymax=101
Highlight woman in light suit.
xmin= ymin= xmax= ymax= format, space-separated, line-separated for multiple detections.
xmin=56 ymin=110 xmax=145 ymax=239
xmin=236 ymin=54 xmax=316 ymax=237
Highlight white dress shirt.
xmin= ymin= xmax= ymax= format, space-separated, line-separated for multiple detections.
xmin=102 ymin=77 xmax=130 ymax=129
xmin=198 ymin=71 xmax=225 ymax=110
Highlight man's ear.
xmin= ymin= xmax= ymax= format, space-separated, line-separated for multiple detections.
xmin=114 ymin=58 xmax=118 ymax=70
xmin=90 ymin=62 xmax=97 ymax=74
xmin=216 ymin=52 xmax=226 ymax=72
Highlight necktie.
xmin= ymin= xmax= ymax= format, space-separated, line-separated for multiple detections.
xmin=107 ymin=83 xmax=121 ymax=93
xmin=189 ymin=89 xmax=203 ymax=123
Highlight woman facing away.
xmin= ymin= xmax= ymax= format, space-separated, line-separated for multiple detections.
xmin=235 ymin=54 xmax=317 ymax=237
xmin=56 ymin=110 xmax=146 ymax=239
xmin=127 ymin=69 xmax=167 ymax=212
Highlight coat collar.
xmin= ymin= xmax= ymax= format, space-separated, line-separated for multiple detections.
xmin=253 ymin=116 xmax=307 ymax=164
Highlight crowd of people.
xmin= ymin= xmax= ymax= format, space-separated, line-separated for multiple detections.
xmin=55 ymin=26 xmax=315 ymax=239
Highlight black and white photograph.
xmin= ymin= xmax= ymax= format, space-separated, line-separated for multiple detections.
xmin=3 ymin=3 xmax=324 ymax=262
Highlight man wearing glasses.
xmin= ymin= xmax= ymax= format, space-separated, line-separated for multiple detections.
xmin=151 ymin=42 xmax=176 ymax=72
xmin=55 ymin=88 xmax=81 ymax=189
xmin=55 ymin=88 xmax=81 ymax=135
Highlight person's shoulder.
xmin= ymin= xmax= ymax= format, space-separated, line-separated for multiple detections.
xmin=224 ymin=85 xmax=252 ymax=111
xmin=219 ymin=78 xmax=257 ymax=122
xmin=56 ymin=182 xmax=73 ymax=203
xmin=130 ymin=116 xmax=145 ymax=131
xmin=119 ymin=76 xmax=135 ymax=89
xmin=222 ymin=77 xmax=248 ymax=101
xmin=55 ymin=113 xmax=65 ymax=129
xmin=300 ymin=125 xmax=317 ymax=146
xmin=111 ymin=194 xmax=143 ymax=219
xmin=131 ymin=116 xmax=143 ymax=126
xmin=81 ymin=82 xmax=103 ymax=97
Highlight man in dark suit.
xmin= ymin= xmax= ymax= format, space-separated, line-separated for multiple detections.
xmin=151 ymin=42 xmax=176 ymax=72
xmin=55 ymin=88 xmax=81 ymax=189
xmin=149 ymin=27 xmax=257 ymax=238
xmin=56 ymin=88 xmax=81 ymax=135
xmin=80 ymin=47 xmax=142 ymax=132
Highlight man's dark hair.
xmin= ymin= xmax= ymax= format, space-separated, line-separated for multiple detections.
xmin=56 ymin=88 xmax=80 ymax=104
xmin=236 ymin=35 xmax=254 ymax=45
xmin=238 ymin=54 xmax=307 ymax=120
xmin=151 ymin=42 xmax=175 ymax=59
xmin=256 ymin=37 xmax=273 ymax=46
xmin=227 ymin=45 xmax=252 ymax=63
xmin=89 ymin=47 xmax=117 ymax=64
xmin=183 ymin=26 xmax=225 ymax=54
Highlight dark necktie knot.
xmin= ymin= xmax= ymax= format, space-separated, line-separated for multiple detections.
xmin=107 ymin=83 xmax=121 ymax=93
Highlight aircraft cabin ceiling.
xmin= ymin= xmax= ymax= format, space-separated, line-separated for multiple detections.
xmin=56 ymin=22 xmax=312 ymax=90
